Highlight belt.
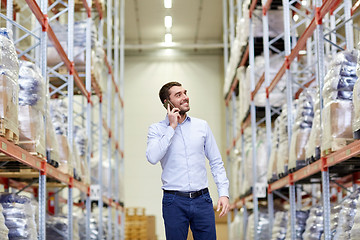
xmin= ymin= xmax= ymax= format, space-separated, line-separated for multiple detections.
xmin=164 ymin=188 xmax=208 ymax=199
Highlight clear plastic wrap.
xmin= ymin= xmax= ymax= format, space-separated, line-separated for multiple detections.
xmin=333 ymin=189 xmax=359 ymax=240
xmin=305 ymin=91 xmax=321 ymax=162
xmin=0 ymin=28 xmax=19 ymax=137
xmin=289 ymin=90 xmax=315 ymax=171
xmin=18 ymin=61 xmax=45 ymax=112
xmin=47 ymin=20 xmax=97 ymax=68
xmin=284 ymin=210 xmax=309 ymax=240
xmin=277 ymin=101 xmax=298 ymax=177
xmin=350 ymin=191 xmax=360 ymax=239
xmin=50 ymin=99 xmax=73 ymax=175
xmin=18 ymin=105 xmax=46 ymax=156
xmin=0 ymin=205 xmax=9 ymax=239
xmin=268 ymin=118 xmax=280 ymax=182
xmin=272 ymin=211 xmax=288 ymax=240
xmin=237 ymin=66 xmax=250 ymax=123
xmin=245 ymin=209 xmax=269 ymax=240
xmin=321 ymin=100 xmax=354 ymax=152
xmin=0 ymin=193 xmax=38 ymax=240
xmin=46 ymin=215 xmax=79 ymax=240
xmin=321 ymin=50 xmax=357 ymax=152
xmin=353 ymin=55 xmax=360 ymax=137
xmin=78 ymin=215 xmax=106 ymax=240
xmin=0 ymin=75 xmax=19 ymax=137
xmin=46 ymin=109 xmax=60 ymax=167
xmin=302 ymin=206 xmax=323 ymax=240
xmin=91 ymin=43 xmax=107 ymax=91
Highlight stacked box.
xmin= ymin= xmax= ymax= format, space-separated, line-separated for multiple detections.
xmin=125 ymin=207 xmax=147 ymax=240
xmin=289 ymin=89 xmax=315 ymax=172
xmin=321 ymin=50 xmax=358 ymax=153
xmin=0 ymin=28 xmax=19 ymax=142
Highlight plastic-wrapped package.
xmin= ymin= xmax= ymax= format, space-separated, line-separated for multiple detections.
xmin=0 ymin=193 xmax=38 ymax=240
xmin=229 ymin=211 xmax=245 ymax=240
xmin=252 ymin=9 xmax=284 ymax=38
xmin=321 ymin=50 xmax=358 ymax=152
xmin=268 ymin=118 xmax=280 ymax=182
xmin=50 ymin=99 xmax=73 ymax=175
xmin=253 ymin=54 xmax=287 ymax=107
xmin=289 ymin=90 xmax=315 ymax=172
xmin=46 ymin=215 xmax=79 ymax=240
xmin=46 ymin=110 xmax=60 ymax=167
xmin=91 ymin=43 xmax=107 ymax=91
xmin=245 ymin=209 xmax=269 ymax=240
xmin=72 ymin=142 xmax=82 ymax=181
xmin=305 ymin=92 xmax=321 ymax=163
xmin=350 ymin=191 xmax=360 ymax=239
xmin=277 ymin=101 xmax=298 ymax=177
xmin=78 ymin=215 xmax=106 ymax=240
xmin=18 ymin=105 xmax=46 ymax=156
xmin=0 ymin=28 xmax=19 ymax=138
xmin=237 ymin=66 xmax=250 ymax=123
xmin=47 ymin=20 xmax=97 ymax=68
xmin=73 ymin=125 xmax=89 ymax=183
xmin=272 ymin=211 xmax=288 ymax=240
xmin=0 ymin=205 xmax=9 ymax=239
xmin=302 ymin=206 xmax=323 ymax=240
xmin=284 ymin=210 xmax=309 ymax=240
xmin=353 ymin=76 xmax=360 ymax=138
xmin=333 ymin=189 xmax=359 ymax=240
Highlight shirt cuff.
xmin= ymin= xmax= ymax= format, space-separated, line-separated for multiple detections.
xmin=218 ymin=189 xmax=229 ymax=198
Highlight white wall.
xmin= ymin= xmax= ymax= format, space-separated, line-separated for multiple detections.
xmin=124 ymin=49 xmax=226 ymax=240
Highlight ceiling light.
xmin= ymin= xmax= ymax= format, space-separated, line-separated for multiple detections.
xmin=164 ymin=16 xmax=172 ymax=29
xmin=164 ymin=0 xmax=172 ymax=8
xmin=301 ymin=0 xmax=307 ymax=6
xmin=165 ymin=33 xmax=172 ymax=44
xmin=299 ymin=50 xmax=307 ymax=55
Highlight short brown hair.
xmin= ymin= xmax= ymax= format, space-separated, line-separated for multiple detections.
xmin=159 ymin=82 xmax=182 ymax=104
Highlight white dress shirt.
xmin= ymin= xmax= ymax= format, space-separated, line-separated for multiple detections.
xmin=146 ymin=115 xmax=229 ymax=198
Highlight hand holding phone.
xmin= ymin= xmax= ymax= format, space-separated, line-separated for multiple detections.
xmin=165 ymin=99 xmax=180 ymax=129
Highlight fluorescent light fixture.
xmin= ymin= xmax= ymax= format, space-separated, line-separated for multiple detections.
xmin=164 ymin=0 xmax=172 ymax=8
xmin=293 ymin=14 xmax=299 ymax=21
xmin=301 ymin=0 xmax=307 ymax=6
xmin=165 ymin=16 xmax=172 ymax=29
xmin=299 ymin=50 xmax=307 ymax=55
xmin=165 ymin=33 xmax=172 ymax=44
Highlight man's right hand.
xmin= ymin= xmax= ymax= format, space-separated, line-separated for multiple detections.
xmin=167 ymin=102 xmax=180 ymax=129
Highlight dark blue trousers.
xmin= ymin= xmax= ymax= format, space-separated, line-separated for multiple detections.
xmin=162 ymin=191 xmax=216 ymax=240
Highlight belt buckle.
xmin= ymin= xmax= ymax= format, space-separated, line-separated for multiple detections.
xmin=190 ymin=192 xmax=195 ymax=198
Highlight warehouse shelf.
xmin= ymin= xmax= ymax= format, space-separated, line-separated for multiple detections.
xmin=225 ymin=0 xmax=360 ymax=239
xmin=0 ymin=0 xmax=125 ymax=238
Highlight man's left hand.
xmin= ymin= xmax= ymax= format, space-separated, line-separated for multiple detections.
xmin=216 ymin=196 xmax=230 ymax=217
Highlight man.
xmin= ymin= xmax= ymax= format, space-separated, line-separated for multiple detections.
xmin=146 ymin=81 xmax=230 ymax=239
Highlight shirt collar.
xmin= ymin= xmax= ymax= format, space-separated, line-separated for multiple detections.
xmin=164 ymin=114 xmax=191 ymax=125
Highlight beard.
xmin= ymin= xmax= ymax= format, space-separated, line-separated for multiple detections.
xmin=179 ymin=100 xmax=190 ymax=116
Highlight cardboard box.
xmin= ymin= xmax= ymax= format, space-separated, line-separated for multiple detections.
xmin=0 ymin=75 xmax=18 ymax=136
xmin=147 ymin=215 xmax=156 ymax=240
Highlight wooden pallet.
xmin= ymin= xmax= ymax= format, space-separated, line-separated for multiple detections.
xmin=0 ymin=121 xmax=19 ymax=145
xmin=322 ymin=138 xmax=355 ymax=156
xmin=0 ymin=167 xmax=39 ymax=179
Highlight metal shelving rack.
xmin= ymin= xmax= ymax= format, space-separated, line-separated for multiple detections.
xmin=224 ymin=0 xmax=360 ymax=239
xmin=0 ymin=0 xmax=125 ymax=239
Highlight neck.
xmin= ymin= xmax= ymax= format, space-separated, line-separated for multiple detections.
xmin=178 ymin=113 xmax=187 ymax=123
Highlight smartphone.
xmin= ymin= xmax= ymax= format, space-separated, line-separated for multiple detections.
xmin=163 ymin=99 xmax=175 ymax=110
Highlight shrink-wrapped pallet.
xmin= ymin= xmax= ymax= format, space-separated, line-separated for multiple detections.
xmin=0 ymin=193 xmax=38 ymax=240
xmin=18 ymin=61 xmax=46 ymax=156
xmin=302 ymin=206 xmax=323 ymax=240
xmin=305 ymin=93 xmax=321 ymax=162
xmin=267 ymin=118 xmax=280 ymax=182
xmin=46 ymin=214 xmax=80 ymax=240
xmin=333 ymin=189 xmax=359 ymax=240
xmin=289 ymin=90 xmax=315 ymax=172
xmin=245 ymin=209 xmax=269 ymax=240
xmin=353 ymin=77 xmax=360 ymax=138
xmin=277 ymin=101 xmax=298 ymax=177
xmin=0 ymin=28 xmax=19 ymax=140
xmin=47 ymin=20 xmax=97 ymax=69
xmin=237 ymin=66 xmax=250 ymax=123
xmin=271 ymin=211 xmax=288 ymax=240
xmin=0 ymin=205 xmax=9 ymax=239
xmin=73 ymin=125 xmax=89 ymax=184
xmin=50 ymin=100 xmax=73 ymax=176
xmin=321 ymin=50 xmax=358 ymax=153
xmin=46 ymin=110 xmax=60 ymax=167
xmin=91 ymin=43 xmax=107 ymax=91
xmin=350 ymin=191 xmax=360 ymax=239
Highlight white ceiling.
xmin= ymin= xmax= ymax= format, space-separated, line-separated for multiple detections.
xmin=125 ymin=0 xmax=224 ymax=47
